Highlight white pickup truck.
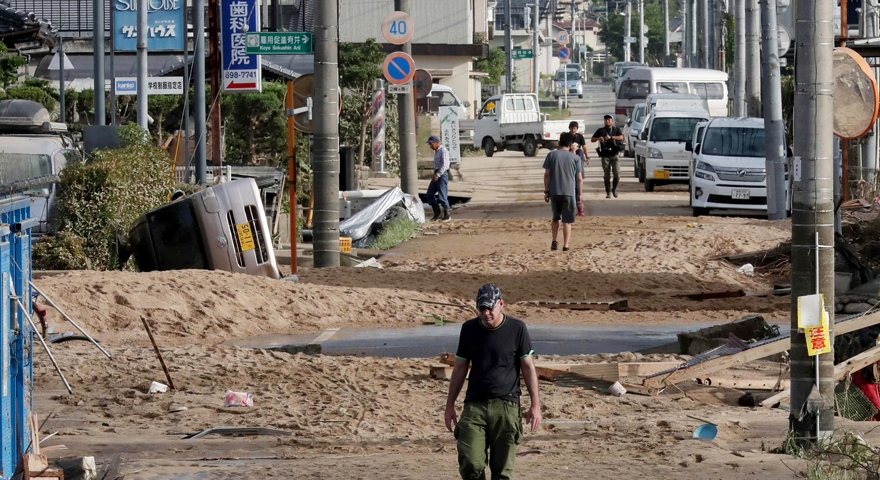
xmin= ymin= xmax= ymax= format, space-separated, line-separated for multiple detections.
xmin=474 ymin=93 xmax=580 ymax=157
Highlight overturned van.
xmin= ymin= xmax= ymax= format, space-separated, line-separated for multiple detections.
xmin=126 ymin=178 xmax=281 ymax=279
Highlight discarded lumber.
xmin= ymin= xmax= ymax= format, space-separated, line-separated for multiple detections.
xmin=141 ymin=316 xmax=175 ymax=390
xmin=517 ymin=299 xmax=628 ymax=311
xmin=696 ymin=376 xmax=790 ymax=391
xmin=15 ymin=454 xmax=64 ymax=480
xmin=183 ymin=426 xmax=291 ymax=439
xmin=760 ymin=343 xmax=880 ymax=407
xmin=673 ymin=290 xmax=746 ymax=301
xmin=644 ymin=310 xmax=880 ymax=392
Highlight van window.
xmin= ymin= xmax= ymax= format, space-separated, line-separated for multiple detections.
xmin=634 ymin=105 xmax=645 ymax=122
xmin=656 ymin=82 xmax=689 ymax=94
xmin=649 ymin=117 xmax=706 ymax=142
xmin=479 ymin=99 xmax=497 ymax=117
xmin=505 ymin=98 xmax=515 ymax=111
xmin=618 ymin=80 xmax=649 ymax=100
xmin=434 ymin=91 xmax=460 ymax=107
xmin=524 ymin=97 xmax=535 ymax=111
xmin=515 ymin=97 xmax=526 ymax=111
xmin=701 ymin=127 xmax=766 ymax=157
xmin=555 ymin=70 xmax=580 ymax=81
xmin=691 ymin=82 xmax=725 ymax=100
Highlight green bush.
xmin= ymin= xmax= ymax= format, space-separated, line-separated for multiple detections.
xmin=6 ymin=86 xmax=56 ymax=111
xmin=33 ymin=123 xmax=175 ymax=270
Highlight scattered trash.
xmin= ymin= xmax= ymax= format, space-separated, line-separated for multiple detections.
xmin=354 ymin=257 xmax=383 ymax=269
xmin=148 ymin=381 xmax=168 ymax=394
xmin=736 ymin=263 xmax=755 ymax=276
xmin=55 ymin=456 xmax=97 ymax=480
xmin=423 ymin=231 xmax=439 ymax=235
xmin=225 ymin=390 xmax=254 ymax=407
xmin=608 ymin=381 xmax=627 ymax=397
xmin=692 ymin=423 xmax=718 ymax=439
xmin=168 ymin=406 xmax=188 ymax=413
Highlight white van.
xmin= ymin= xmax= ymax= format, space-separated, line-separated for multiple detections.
xmin=644 ymin=93 xmax=708 ymax=117
xmin=635 ymin=107 xmax=710 ymax=191
xmin=689 ymin=117 xmax=789 ymax=217
xmin=612 ymin=62 xmax=647 ymax=93
xmin=429 ymin=84 xmax=469 ymax=119
xmin=615 ymin=68 xmax=729 ymax=127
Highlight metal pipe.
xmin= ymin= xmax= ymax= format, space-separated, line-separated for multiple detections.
xmin=701 ymin=0 xmax=710 ymax=67
xmin=30 ymin=282 xmax=113 ymax=359
xmin=533 ymin=0 xmax=540 ymax=94
xmin=625 ymin=0 xmax=632 ymax=62
xmin=93 ymin=0 xmax=106 ymax=125
xmin=790 ymin=0 xmax=836 ymax=442
xmin=193 ymin=0 xmax=207 ymax=185
xmin=312 ymin=0 xmax=340 ymax=268
xmin=734 ymin=0 xmax=746 ymax=116
xmin=110 ymin=5 xmax=116 ymax=125
xmin=505 ymin=0 xmax=513 ymax=91
xmin=760 ymin=0 xmax=787 ymax=220
xmin=396 ymin=0 xmax=418 ymax=198
xmin=136 ymin=0 xmax=148 ymax=129
xmin=663 ymin=0 xmax=670 ymax=65
xmin=59 ymin=36 xmax=65 ymax=123
xmin=639 ymin=0 xmax=645 ymax=64
xmin=681 ymin=0 xmax=688 ymax=66
xmin=182 ymin=8 xmax=189 ymax=176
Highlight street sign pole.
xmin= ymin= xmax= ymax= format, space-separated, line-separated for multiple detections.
xmin=388 ymin=3 xmax=418 ymax=197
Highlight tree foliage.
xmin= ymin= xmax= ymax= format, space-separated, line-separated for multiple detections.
xmin=6 ymin=86 xmax=56 ymax=111
xmin=33 ymin=124 xmax=175 ymax=270
xmin=474 ymin=46 xmax=506 ymax=85
xmin=222 ymin=81 xmax=287 ymax=165
xmin=598 ymin=0 xmax=680 ymax=65
xmin=0 ymin=42 xmax=25 ymax=87
xmin=338 ymin=39 xmax=388 ymax=168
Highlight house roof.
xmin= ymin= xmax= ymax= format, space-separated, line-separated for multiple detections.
xmin=552 ymin=18 xmax=600 ymax=30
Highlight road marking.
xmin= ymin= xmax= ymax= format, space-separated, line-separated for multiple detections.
xmin=311 ymin=328 xmax=341 ymax=344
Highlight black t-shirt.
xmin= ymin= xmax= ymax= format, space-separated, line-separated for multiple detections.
xmin=593 ymin=126 xmax=622 ymax=156
xmin=455 ymin=315 xmax=533 ymax=403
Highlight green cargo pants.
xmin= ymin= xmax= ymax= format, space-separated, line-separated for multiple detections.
xmin=454 ymin=398 xmax=523 ymax=480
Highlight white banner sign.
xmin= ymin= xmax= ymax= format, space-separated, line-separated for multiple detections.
xmin=115 ymin=77 xmax=185 ymax=95
xmin=440 ymin=106 xmax=461 ymax=164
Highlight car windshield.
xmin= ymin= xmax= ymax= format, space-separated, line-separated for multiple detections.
xmin=0 ymin=153 xmax=52 ymax=185
xmin=649 ymin=117 xmax=706 ymax=142
xmin=701 ymin=127 xmax=766 ymax=157
xmin=634 ymin=106 xmax=645 ymax=122
xmin=555 ymin=71 xmax=580 ymax=81
xmin=618 ymin=80 xmax=649 ymax=100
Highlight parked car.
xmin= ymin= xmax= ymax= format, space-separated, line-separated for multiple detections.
xmin=624 ymin=102 xmax=646 ymax=160
xmin=634 ymin=107 xmax=710 ymax=191
xmin=474 ymin=94 xmax=581 ymax=157
xmin=429 ymin=84 xmax=470 ymax=119
xmin=554 ymin=69 xmax=583 ymax=99
xmin=688 ymin=117 xmax=791 ymax=217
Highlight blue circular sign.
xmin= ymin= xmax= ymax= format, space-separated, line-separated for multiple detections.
xmin=558 ymin=47 xmax=571 ymax=60
xmin=383 ymin=52 xmax=416 ymax=85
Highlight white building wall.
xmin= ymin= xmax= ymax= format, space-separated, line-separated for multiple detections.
xmin=339 ymin=0 xmax=473 ymax=44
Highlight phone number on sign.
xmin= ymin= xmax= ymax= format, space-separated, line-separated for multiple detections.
xmin=224 ymin=71 xmax=258 ymax=79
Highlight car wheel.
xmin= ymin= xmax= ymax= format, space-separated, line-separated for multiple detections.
xmin=579 ymin=95 xmax=583 ymax=99
xmin=645 ymin=179 xmax=655 ymax=192
xmin=633 ymin=157 xmax=639 ymax=177
xmin=638 ymin=159 xmax=646 ymax=183
xmin=523 ymin=137 xmax=538 ymax=157
xmin=693 ymin=207 xmax=710 ymax=217
xmin=483 ymin=138 xmax=495 ymax=157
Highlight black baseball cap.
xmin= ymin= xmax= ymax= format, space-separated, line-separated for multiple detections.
xmin=476 ymin=283 xmax=503 ymax=309
xmin=604 ymin=114 xmax=613 ymax=120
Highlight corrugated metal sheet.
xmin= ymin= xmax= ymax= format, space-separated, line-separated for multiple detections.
xmin=339 ymin=0 xmax=472 ymax=45
xmin=10 ymin=0 xmax=107 ymax=37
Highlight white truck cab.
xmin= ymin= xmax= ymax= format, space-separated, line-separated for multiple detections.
xmin=689 ymin=117 xmax=790 ymax=217
xmin=635 ymin=107 xmax=710 ymax=191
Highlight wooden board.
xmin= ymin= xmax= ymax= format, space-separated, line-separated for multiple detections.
xmin=519 ymin=299 xmax=628 ymax=311
xmin=645 ymin=310 xmax=880 ymax=392
xmin=673 ymin=290 xmax=746 ymax=301
xmin=697 ymin=376 xmax=790 ymax=391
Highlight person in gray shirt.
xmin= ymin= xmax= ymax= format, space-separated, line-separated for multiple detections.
xmin=543 ymin=132 xmax=583 ymax=252
xmin=426 ymin=135 xmax=451 ymax=221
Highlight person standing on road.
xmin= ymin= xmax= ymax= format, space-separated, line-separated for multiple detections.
xmin=444 ymin=283 xmax=541 ymax=480
xmin=591 ymin=114 xmax=625 ymax=199
xmin=543 ymin=132 xmax=582 ymax=252
xmin=566 ymin=121 xmax=589 ymax=217
xmin=427 ymin=135 xmax=451 ymax=221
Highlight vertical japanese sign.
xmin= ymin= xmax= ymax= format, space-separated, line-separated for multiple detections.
xmin=113 ymin=0 xmax=185 ymax=51
xmin=221 ymin=0 xmax=262 ymax=93
xmin=440 ymin=106 xmax=461 ymax=163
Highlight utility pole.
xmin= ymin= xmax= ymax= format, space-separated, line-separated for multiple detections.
xmin=533 ymin=0 xmax=540 ymax=94
xmin=663 ymin=0 xmax=670 ymax=65
xmin=208 ymin=0 xmax=222 ymax=167
xmin=864 ymin=0 xmax=879 ymax=184
xmin=701 ymin=0 xmax=709 ymax=68
xmin=395 ymin=0 xmax=418 ymax=198
xmin=745 ymin=0 xmax=761 ymax=116
xmin=691 ymin=0 xmax=698 ymax=66
xmin=625 ymin=0 xmax=632 ymax=62
xmin=638 ymin=0 xmax=645 ymax=64
xmin=791 ymin=0 xmax=835 ymax=443
xmin=93 ymin=0 xmax=106 ymax=125
xmin=193 ymin=0 xmax=207 ymax=185
xmin=505 ymin=0 xmax=513 ymax=91
xmin=109 ymin=9 xmax=116 ymax=125
xmin=312 ymin=0 xmax=340 ymax=268
xmin=136 ymin=0 xmax=148 ymax=129
xmin=734 ymin=0 xmax=746 ymax=116
xmin=680 ymin=0 xmax=687 ymax=66
xmin=571 ymin=1 xmax=577 ymax=65
xmin=760 ymin=0 xmax=786 ymax=220
xmin=59 ymin=36 xmax=65 ymax=123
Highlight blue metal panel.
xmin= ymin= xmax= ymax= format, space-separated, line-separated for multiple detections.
xmin=0 ymin=196 xmax=33 ymax=480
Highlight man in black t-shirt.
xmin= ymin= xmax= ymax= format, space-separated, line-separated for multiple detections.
xmin=444 ymin=284 xmax=541 ymax=480
xmin=591 ymin=114 xmax=625 ymax=198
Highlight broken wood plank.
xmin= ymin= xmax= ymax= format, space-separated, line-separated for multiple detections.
xmin=431 ymin=366 xmax=454 ymax=380
xmin=568 ymin=363 xmax=620 ymax=380
xmin=619 ymin=382 xmax=660 ymax=396
xmin=618 ymin=362 xmax=681 ymax=378
xmin=645 ymin=310 xmax=880 ymax=392
xmin=760 ymin=343 xmax=880 ymax=407
xmin=697 ymin=376 xmax=790 ymax=391
xmin=534 ymin=365 xmax=573 ymax=381
xmin=673 ymin=290 xmax=746 ymax=301
xmin=518 ymin=299 xmax=628 ymax=311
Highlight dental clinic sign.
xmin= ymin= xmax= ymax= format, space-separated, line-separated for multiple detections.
xmin=113 ymin=0 xmax=185 ymax=51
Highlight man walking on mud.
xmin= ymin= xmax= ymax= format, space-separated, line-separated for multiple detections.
xmin=591 ymin=114 xmax=625 ymax=198
xmin=444 ymin=283 xmax=541 ymax=480
xmin=543 ymin=132 xmax=582 ymax=252
xmin=427 ymin=135 xmax=451 ymax=221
